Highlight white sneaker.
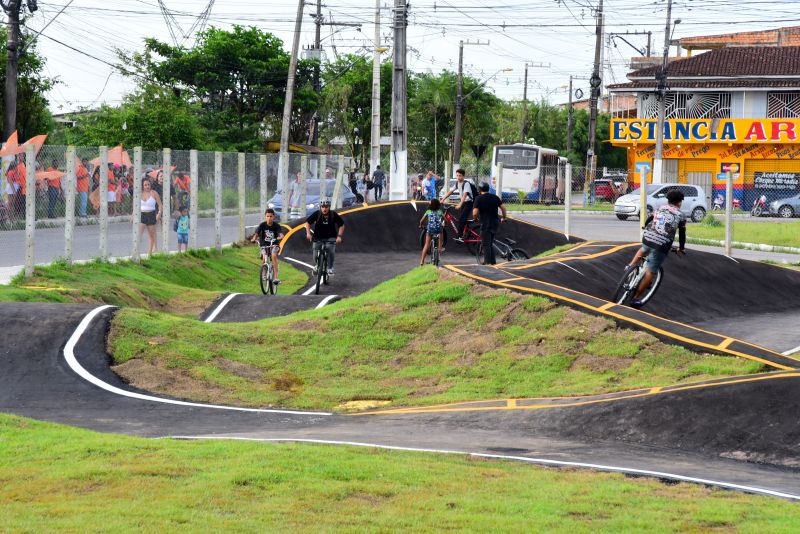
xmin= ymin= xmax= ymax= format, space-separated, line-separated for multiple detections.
xmin=312 ymin=266 xmax=318 ymax=275
xmin=327 ymin=268 xmax=335 ymax=276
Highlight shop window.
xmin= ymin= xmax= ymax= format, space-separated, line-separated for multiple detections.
xmin=767 ymin=93 xmax=800 ymax=118
xmin=640 ymin=93 xmax=731 ymax=119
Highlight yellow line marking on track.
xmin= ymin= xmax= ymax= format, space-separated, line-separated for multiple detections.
xmin=507 ymin=242 xmax=639 ymax=271
xmin=18 ymin=285 xmax=69 ymax=291
xmin=352 ymin=373 xmax=800 ymax=416
xmin=718 ymin=338 xmax=736 ymax=350
xmin=497 ymin=277 xmax=524 ymax=283
xmin=598 ymin=302 xmax=616 ymax=311
xmin=444 ymin=264 xmax=795 ymax=371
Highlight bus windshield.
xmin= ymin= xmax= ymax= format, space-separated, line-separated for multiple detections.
xmin=495 ymin=146 xmax=538 ymax=169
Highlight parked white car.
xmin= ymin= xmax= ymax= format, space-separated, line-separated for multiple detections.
xmin=614 ymin=183 xmax=708 ymax=223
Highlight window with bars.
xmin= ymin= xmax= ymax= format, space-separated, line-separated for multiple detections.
xmin=767 ymin=93 xmax=800 ymax=118
xmin=639 ymin=92 xmax=732 ymax=119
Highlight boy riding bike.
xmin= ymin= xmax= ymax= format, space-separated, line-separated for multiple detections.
xmin=419 ymin=198 xmax=445 ymax=266
xmin=626 ymin=188 xmax=686 ymax=307
xmin=305 ymin=199 xmax=345 ymax=276
xmin=250 ymin=208 xmax=285 ymax=285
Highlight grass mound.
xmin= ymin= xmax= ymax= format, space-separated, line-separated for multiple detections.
xmin=0 ymin=245 xmax=307 ymax=315
xmin=109 ymin=267 xmax=763 ymax=410
xmin=2 ymin=413 xmax=797 ymax=532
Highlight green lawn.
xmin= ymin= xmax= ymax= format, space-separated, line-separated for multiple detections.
xmin=1 ymin=413 xmax=798 ymax=533
xmin=108 ymin=267 xmax=763 ymax=411
xmin=0 ymin=245 xmax=307 ymax=316
xmin=691 ymin=218 xmax=800 ymax=249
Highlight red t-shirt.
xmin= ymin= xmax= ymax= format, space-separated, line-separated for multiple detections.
xmin=76 ymin=166 xmax=89 ymax=193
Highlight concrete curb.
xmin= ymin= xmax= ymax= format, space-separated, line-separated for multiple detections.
xmin=687 ymin=237 xmax=800 ymax=256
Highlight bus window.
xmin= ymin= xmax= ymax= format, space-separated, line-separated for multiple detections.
xmin=496 ymin=147 xmax=539 ymax=169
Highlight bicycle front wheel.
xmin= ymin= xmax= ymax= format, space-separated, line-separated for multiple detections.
xmin=612 ymin=266 xmax=639 ymax=305
xmin=315 ymin=253 xmax=324 ymax=295
xmin=432 ymin=243 xmax=440 ymax=267
xmin=637 ymin=267 xmax=664 ymax=305
xmin=510 ymin=248 xmax=530 ymax=261
xmin=260 ymin=264 xmax=270 ymax=295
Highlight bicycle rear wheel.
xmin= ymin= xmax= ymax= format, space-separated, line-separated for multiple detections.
xmin=474 ymin=242 xmax=485 ymax=265
xmin=637 ymin=267 xmax=664 ymax=305
xmin=260 ymin=264 xmax=270 ymax=295
xmin=432 ymin=242 xmax=440 ymax=267
xmin=510 ymin=248 xmax=529 ymax=260
xmin=612 ymin=266 xmax=640 ymax=305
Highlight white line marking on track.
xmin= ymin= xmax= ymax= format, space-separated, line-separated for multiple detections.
xmin=315 ymin=295 xmax=339 ymax=308
xmin=64 ymin=306 xmax=331 ymax=416
xmin=204 ymin=293 xmax=240 ymax=323
xmin=411 ymin=201 xmax=417 ymax=211
xmin=170 ymin=436 xmax=800 ymax=501
xmin=782 ymin=344 xmax=800 ymax=356
xmin=724 ymin=255 xmax=740 ymax=264
xmin=302 ymin=285 xmax=318 ymax=296
xmin=556 ymin=261 xmax=584 ymax=276
xmin=284 ymin=257 xmax=315 ymax=270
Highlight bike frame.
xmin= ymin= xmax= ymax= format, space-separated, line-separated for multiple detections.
xmin=443 ymin=206 xmax=481 ymax=244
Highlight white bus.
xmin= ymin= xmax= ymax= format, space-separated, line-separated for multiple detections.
xmin=490 ymin=143 xmax=565 ymax=202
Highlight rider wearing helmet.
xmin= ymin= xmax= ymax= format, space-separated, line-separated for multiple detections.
xmin=304 ymin=198 xmax=345 ymax=275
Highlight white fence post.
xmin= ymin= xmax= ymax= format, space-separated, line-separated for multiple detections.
xmin=99 ymin=146 xmax=109 ymax=261
xmin=496 ymin=162 xmax=504 ymax=202
xmin=238 ymin=152 xmax=246 ymax=242
xmin=161 ymin=148 xmax=171 ymax=253
xmin=132 ymin=147 xmax=142 ymax=261
xmin=189 ymin=149 xmax=198 ymax=249
xmin=299 ymin=155 xmax=308 ymax=218
xmin=280 ymin=151 xmax=290 ymax=223
xmin=564 ymin=163 xmax=572 ymax=239
xmin=214 ymin=151 xmax=222 ymax=252
xmin=24 ymin=144 xmax=36 ymax=277
xmin=319 ymin=154 xmax=327 ymax=200
xmin=332 ymin=155 xmax=345 ymax=209
xmin=725 ymin=170 xmax=733 ymax=257
xmin=259 ymin=154 xmax=267 ymax=216
xmin=64 ymin=146 xmax=76 ymax=264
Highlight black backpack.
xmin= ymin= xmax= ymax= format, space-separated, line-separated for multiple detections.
xmin=466 ymin=180 xmax=478 ymax=201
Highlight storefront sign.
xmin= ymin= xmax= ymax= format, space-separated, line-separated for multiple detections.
xmin=611 ymin=119 xmax=800 ymax=144
xmin=753 ymin=171 xmax=800 ymax=190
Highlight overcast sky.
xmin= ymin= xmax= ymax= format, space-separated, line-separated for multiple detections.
xmin=26 ymin=0 xmax=800 ymax=114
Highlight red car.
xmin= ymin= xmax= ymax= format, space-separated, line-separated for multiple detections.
xmin=594 ymin=178 xmax=615 ymax=201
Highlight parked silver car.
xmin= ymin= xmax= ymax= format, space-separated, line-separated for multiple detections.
xmin=614 ymin=183 xmax=708 ymax=223
xmin=769 ymin=193 xmax=800 ymax=218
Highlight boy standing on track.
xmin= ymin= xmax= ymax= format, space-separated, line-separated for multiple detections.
xmin=251 ymin=208 xmax=285 ymax=285
xmin=472 ymin=182 xmax=507 ymax=265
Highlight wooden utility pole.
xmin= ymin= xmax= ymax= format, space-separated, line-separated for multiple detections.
xmin=389 ymin=0 xmax=407 ymax=200
xmin=586 ymin=0 xmax=604 ymax=202
xmin=3 ymin=0 xmax=22 ymax=138
xmin=653 ymin=0 xmax=674 ymax=184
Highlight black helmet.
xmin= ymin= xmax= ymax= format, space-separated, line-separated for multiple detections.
xmin=479 ymin=182 xmax=490 ymax=192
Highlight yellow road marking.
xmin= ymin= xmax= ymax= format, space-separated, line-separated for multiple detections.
xmin=598 ymin=302 xmax=616 ymax=311
xmin=352 ymin=373 xmax=800 ymax=416
xmin=18 ymin=285 xmax=69 ymax=291
xmin=444 ymin=264 xmax=795 ymax=371
xmin=718 ymin=338 xmax=736 ymax=350
xmin=497 ymin=277 xmax=524 ymax=283
xmin=507 ymin=242 xmax=639 ymax=271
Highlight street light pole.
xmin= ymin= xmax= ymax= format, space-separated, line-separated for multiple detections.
xmin=653 ymin=0 xmax=675 ymax=184
xmin=453 ymin=39 xmax=489 ymax=172
xmin=389 ymin=0 xmax=408 ymax=200
xmin=586 ymin=0 xmax=604 ymax=203
xmin=567 ymin=76 xmax=574 ymax=154
xmin=370 ymin=0 xmax=381 ymax=175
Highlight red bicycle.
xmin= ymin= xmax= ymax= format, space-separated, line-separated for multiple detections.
xmin=418 ymin=204 xmax=483 ymax=256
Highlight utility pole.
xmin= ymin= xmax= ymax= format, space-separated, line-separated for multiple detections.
xmin=278 ymin=0 xmax=305 ymax=219
xmin=453 ymin=39 xmax=489 ymax=171
xmin=370 ymin=0 xmax=381 ymax=175
xmin=653 ymin=0 xmax=674 ymax=184
xmin=567 ymin=76 xmax=574 ymax=154
xmin=520 ymin=63 xmax=528 ymax=142
xmin=311 ymin=0 xmax=322 ymax=147
xmin=2 ymin=0 xmax=31 ymax=138
xmin=586 ymin=0 xmax=604 ymax=202
xmin=389 ymin=0 xmax=407 ymax=200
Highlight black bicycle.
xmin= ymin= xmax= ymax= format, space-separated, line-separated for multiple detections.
xmin=259 ymin=239 xmax=279 ymax=295
xmin=613 ymin=248 xmax=683 ymax=307
xmin=314 ymin=243 xmax=330 ymax=294
xmin=475 ymin=237 xmax=530 ymax=265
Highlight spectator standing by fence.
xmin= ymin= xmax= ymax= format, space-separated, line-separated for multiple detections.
xmin=372 ymin=165 xmax=385 ymax=202
xmin=45 ymin=160 xmax=62 ymax=219
xmin=139 ymin=178 xmax=162 ymax=255
xmin=76 ymin=160 xmax=89 ymax=217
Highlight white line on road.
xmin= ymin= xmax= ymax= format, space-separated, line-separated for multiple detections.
xmin=782 ymin=345 xmax=800 ymax=356
xmin=204 ymin=293 xmax=241 ymax=323
xmin=302 ymin=285 xmax=318 ymax=296
xmin=170 ymin=436 xmax=800 ymax=501
xmin=556 ymin=261 xmax=584 ymax=276
xmin=284 ymin=256 xmax=315 ymax=270
xmin=63 ymin=306 xmax=331 ymax=416
xmin=315 ymin=295 xmax=339 ymax=309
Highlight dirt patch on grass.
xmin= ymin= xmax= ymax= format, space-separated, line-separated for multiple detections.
xmin=113 ymin=358 xmax=231 ymax=404
xmin=213 ymin=357 xmax=265 ymax=381
xmin=570 ymin=354 xmax=635 ymax=373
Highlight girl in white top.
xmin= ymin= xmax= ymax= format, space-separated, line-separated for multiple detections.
xmin=139 ymin=178 xmax=162 ymax=255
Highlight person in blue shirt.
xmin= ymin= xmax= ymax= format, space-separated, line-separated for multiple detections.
xmin=423 ymin=171 xmax=437 ymax=200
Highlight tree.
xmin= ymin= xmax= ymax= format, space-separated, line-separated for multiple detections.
xmin=123 ymin=26 xmax=317 ymax=151
xmin=320 ymin=55 xmax=392 ymax=171
xmin=0 ymin=28 xmax=56 ymax=139
xmin=64 ymin=85 xmax=204 ymax=150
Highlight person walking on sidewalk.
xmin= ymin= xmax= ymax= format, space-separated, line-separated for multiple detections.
xmin=472 ymin=182 xmax=507 ymax=265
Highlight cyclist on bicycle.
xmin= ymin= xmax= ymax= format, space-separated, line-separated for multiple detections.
xmin=251 ymin=208 xmax=285 ymax=285
xmin=626 ymin=189 xmax=687 ymax=307
xmin=305 ymin=198 xmax=344 ymax=276
xmin=440 ymin=168 xmax=477 ymax=239
xmin=418 ymin=198 xmax=445 ymax=266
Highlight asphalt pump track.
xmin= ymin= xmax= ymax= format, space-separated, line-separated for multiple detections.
xmin=2 ymin=201 xmax=800 ymax=500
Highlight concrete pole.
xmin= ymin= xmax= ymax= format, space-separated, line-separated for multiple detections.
xmin=259 ymin=154 xmax=267 ymax=216
xmin=725 ymin=170 xmax=733 ymax=257
xmin=389 ymin=0 xmax=408 ymax=201
xmin=332 ymin=154 xmax=345 ymax=209
xmin=4 ymin=2 xmax=20 ymax=139
xmin=24 ymin=144 xmax=35 ymax=277
xmin=639 ymin=167 xmax=648 ymax=239
xmin=319 ymin=154 xmax=327 ymax=200
xmin=652 ymin=0 xmax=673 ymax=185
xmin=281 ymin=153 xmax=291 ymax=223
xmin=521 ymin=62 xmax=528 ymax=142
xmin=214 ymin=151 xmax=222 ymax=252
xmin=99 ymin=146 xmax=109 ymax=260
xmin=237 ymin=152 xmax=246 ymax=241
xmin=132 ymin=147 xmax=142 ymax=261
xmin=300 ymin=155 xmax=308 ymax=217
xmin=161 ymin=148 xmax=171 ymax=253
xmin=564 ymin=163 xmax=572 ymax=239
xmin=277 ymin=0 xmax=305 ymax=222
xmin=566 ymin=76 xmax=574 ymax=154
xmin=64 ymin=146 xmax=76 ymax=264
xmin=189 ymin=149 xmax=198 ymax=249
xmin=496 ymin=162 xmax=504 ymax=202
xmin=370 ymin=0 xmax=381 ymax=173
xmin=586 ymin=0 xmax=604 ymax=200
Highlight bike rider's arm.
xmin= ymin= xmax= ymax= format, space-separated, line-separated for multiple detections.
xmin=419 ymin=213 xmax=428 ymax=228
xmin=500 ymin=202 xmax=508 ymax=222
xmin=472 ymin=206 xmax=479 ymax=222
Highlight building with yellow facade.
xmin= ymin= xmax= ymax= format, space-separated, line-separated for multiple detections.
xmin=608 ymin=45 xmax=800 ymax=210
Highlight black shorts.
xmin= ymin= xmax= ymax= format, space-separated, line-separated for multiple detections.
xmin=141 ymin=211 xmax=157 ymax=226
